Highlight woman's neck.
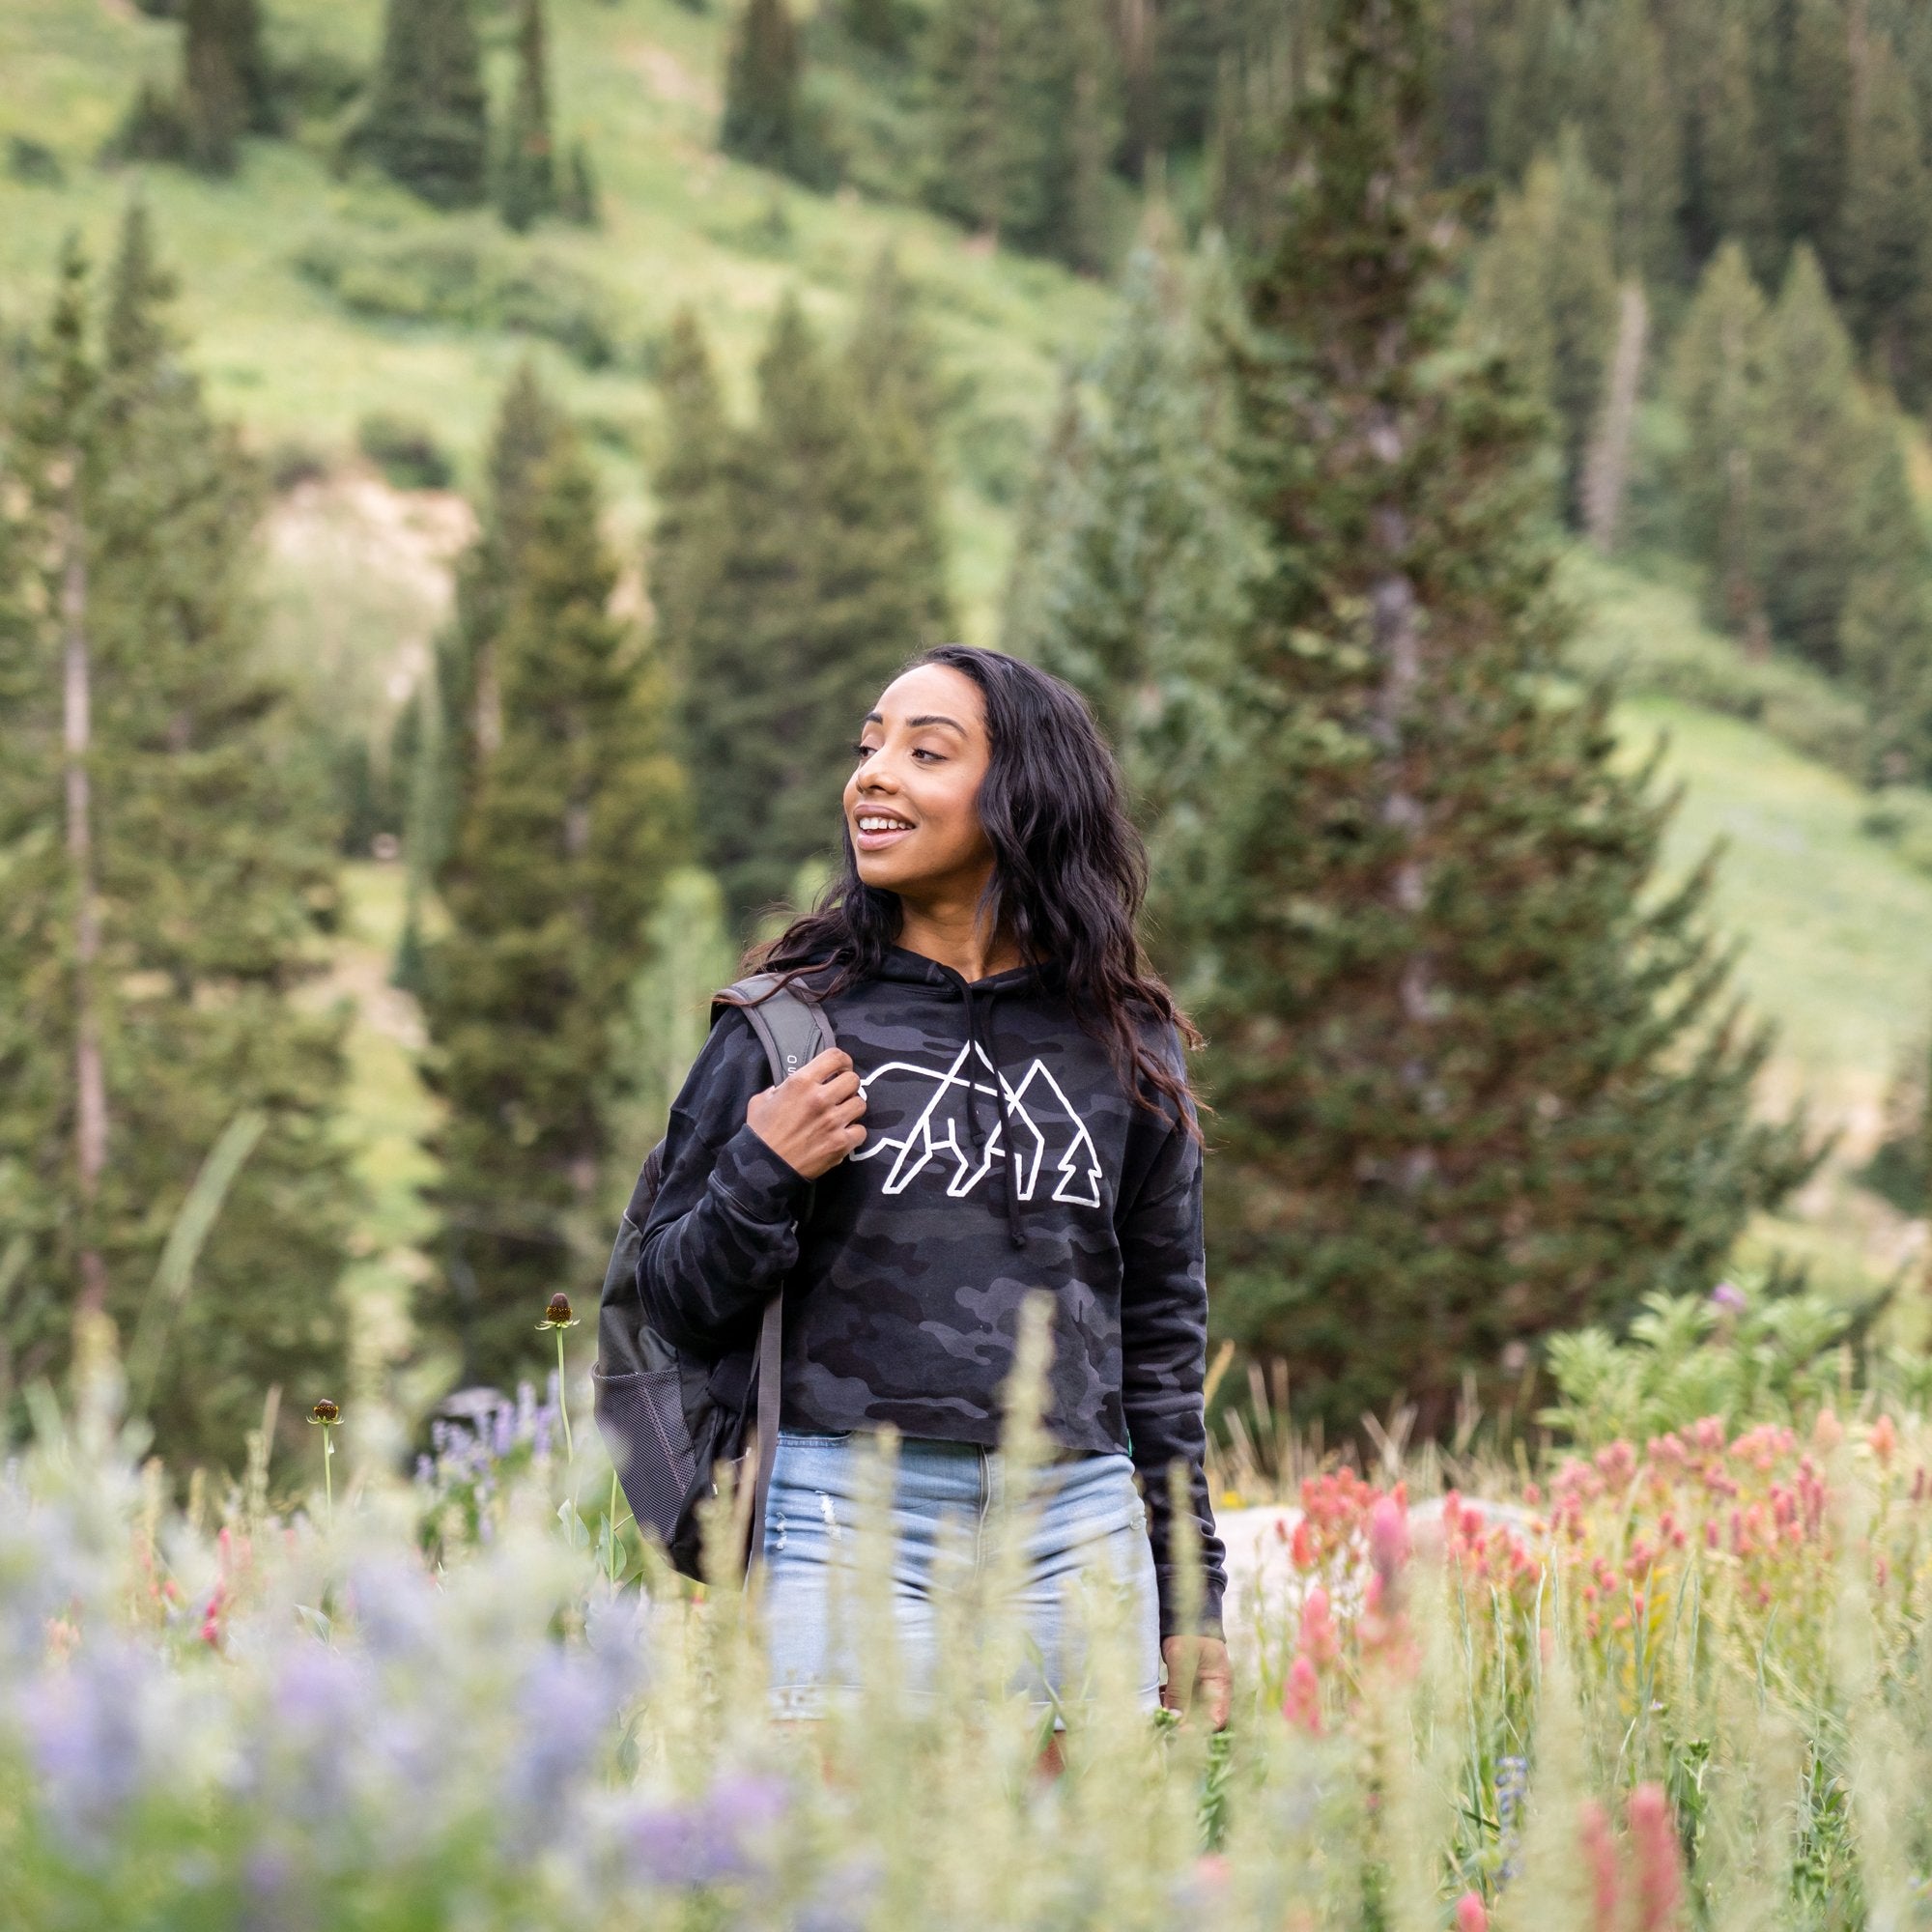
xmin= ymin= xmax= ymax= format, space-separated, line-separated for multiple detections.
xmin=895 ymin=893 xmax=1024 ymax=984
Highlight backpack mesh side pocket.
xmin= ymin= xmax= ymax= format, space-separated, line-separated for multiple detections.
xmin=593 ymin=1365 xmax=698 ymax=1546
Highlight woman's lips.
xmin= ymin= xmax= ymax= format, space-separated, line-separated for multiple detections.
xmin=853 ymin=815 xmax=915 ymax=852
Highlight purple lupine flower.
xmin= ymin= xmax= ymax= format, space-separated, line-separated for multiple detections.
xmin=345 ymin=1555 xmax=440 ymax=1662
xmin=795 ymin=1854 xmax=883 ymax=1932
xmin=19 ymin=1638 xmax=152 ymax=1844
xmin=1495 ymin=1753 xmax=1528 ymax=1880
xmin=1711 ymin=1281 xmax=1747 ymax=1313
xmin=626 ymin=1771 xmax=791 ymax=1888
xmin=500 ymin=1649 xmax=611 ymax=1823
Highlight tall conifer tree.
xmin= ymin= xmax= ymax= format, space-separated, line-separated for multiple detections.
xmin=1840 ymin=30 xmax=1931 ymax=399
xmin=351 ymin=0 xmax=490 ymax=209
xmin=400 ymin=362 xmax=567 ymax=980
xmin=1748 ymin=247 xmax=1867 ymax=669
xmin=1574 ymin=0 xmax=1682 ymax=285
xmin=921 ymin=0 xmax=1051 ymax=243
xmin=1839 ymin=429 xmax=1932 ymax=784
xmin=498 ymin=0 xmax=556 ymax=232
xmin=1195 ymin=0 xmax=1812 ymax=1434
xmin=671 ymin=298 xmax=952 ymax=925
xmin=422 ymin=395 xmax=685 ymax=1385
xmin=1780 ymin=0 xmax=1852 ymax=259
xmin=1485 ymin=0 xmax=1574 ymax=181
xmin=1682 ymin=0 xmax=1778 ymax=279
xmin=0 ymin=211 xmax=353 ymax=1464
xmin=1666 ymin=241 xmax=1771 ymax=644
xmin=646 ymin=311 xmax=733 ymax=690
xmin=1003 ymin=231 xmax=1257 ymax=927
xmin=722 ymin=0 xmax=803 ymax=173
xmin=180 ymin=0 xmax=270 ymax=171
xmin=1463 ymin=130 xmax=1619 ymax=521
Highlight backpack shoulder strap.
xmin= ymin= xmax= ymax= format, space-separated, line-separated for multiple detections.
xmin=713 ymin=972 xmax=837 ymax=1576
xmin=719 ymin=972 xmax=838 ymax=1085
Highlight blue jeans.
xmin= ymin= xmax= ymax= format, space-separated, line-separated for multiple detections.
xmin=760 ymin=1430 xmax=1162 ymax=1723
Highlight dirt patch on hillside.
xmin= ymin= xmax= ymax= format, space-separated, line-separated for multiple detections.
xmin=624 ymin=40 xmax=720 ymax=114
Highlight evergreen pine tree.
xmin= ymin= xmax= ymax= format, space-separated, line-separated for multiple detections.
xmin=645 ymin=310 xmax=733 ymax=689
xmin=400 ymin=362 xmax=569 ymax=980
xmin=498 ymin=0 xmax=556 ymax=232
xmin=421 ymin=411 xmax=686 ymax=1386
xmin=180 ymin=0 xmax=252 ymax=171
xmin=675 ymin=298 xmax=953 ymax=924
xmin=1463 ymin=129 xmax=1620 ymax=521
xmin=1840 ymin=30 xmax=1931 ymax=399
xmin=1666 ymin=240 xmax=1771 ymax=643
xmin=841 ymin=0 xmax=906 ymax=57
xmin=721 ymin=0 xmax=802 ymax=173
xmin=0 ymin=211 xmax=354 ymax=1465
xmin=1748 ymin=246 xmax=1867 ymax=669
xmin=1779 ymin=0 xmax=1852 ymax=260
xmin=1002 ymin=230 xmax=1257 ymax=923
xmin=1839 ymin=420 xmax=1932 ymax=784
xmin=350 ymin=0 xmax=491 ymax=209
xmin=1574 ymin=0 xmax=1682 ymax=286
xmin=921 ymin=0 xmax=1051 ymax=244
xmin=1197 ymin=0 xmax=1813 ymax=1434
xmin=560 ymin=142 xmax=601 ymax=226
xmin=1040 ymin=0 xmax=1122 ymax=275
xmin=844 ymin=248 xmax=945 ymax=433
xmin=1486 ymin=0 xmax=1575 ymax=181
xmin=1682 ymin=0 xmax=1779 ymax=281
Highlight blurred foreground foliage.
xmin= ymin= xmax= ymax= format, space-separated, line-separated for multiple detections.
xmin=9 ymin=1300 xmax=1932 ymax=1928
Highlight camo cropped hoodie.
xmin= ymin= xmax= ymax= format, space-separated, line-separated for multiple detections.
xmin=634 ymin=945 xmax=1227 ymax=1637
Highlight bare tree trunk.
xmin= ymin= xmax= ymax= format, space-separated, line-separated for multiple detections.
xmin=1583 ymin=281 xmax=1650 ymax=555
xmin=60 ymin=467 xmax=109 ymax=1314
xmin=1367 ymin=407 xmax=1435 ymax=1194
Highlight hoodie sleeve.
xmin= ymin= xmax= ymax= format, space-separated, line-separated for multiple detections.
xmin=635 ymin=1009 xmax=813 ymax=1357
xmin=1116 ymin=1056 xmax=1228 ymax=1640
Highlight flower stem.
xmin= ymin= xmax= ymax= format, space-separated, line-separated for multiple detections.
xmin=323 ymin=1431 xmax=334 ymax=1532
xmin=609 ymin=1467 xmax=621 ymax=1589
xmin=555 ymin=1326 xmax=575 ymax=1464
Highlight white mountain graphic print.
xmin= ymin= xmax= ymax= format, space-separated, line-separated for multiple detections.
xmin=851 ymin=1042 xmax=1104 ymax=1208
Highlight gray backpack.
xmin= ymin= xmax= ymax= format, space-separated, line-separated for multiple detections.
xmin=592 ymin=975 xmax=835 ymax=1580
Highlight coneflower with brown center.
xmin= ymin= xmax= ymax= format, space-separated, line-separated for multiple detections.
xmin=537 ymin=1293 xmax=581 ymax=1463
xmin=308 ymin=1398 xmax=342 ymax=1530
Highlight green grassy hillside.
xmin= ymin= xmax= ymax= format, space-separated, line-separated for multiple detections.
xmin=6 ymin=0 xmax=1930 ymax=1319
xmin=0 ymin=0 xmax=1112 ymax=631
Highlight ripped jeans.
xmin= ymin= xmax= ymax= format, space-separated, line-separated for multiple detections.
xmin=759 ymin=1428 xmax=1162 ymax=1724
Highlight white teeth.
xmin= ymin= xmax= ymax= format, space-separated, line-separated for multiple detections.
xmin=858 ymin=816 xmax=910 ymax=833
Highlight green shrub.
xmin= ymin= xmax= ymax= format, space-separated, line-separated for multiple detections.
xmin=294 ymin=228 xmax=620 ymax=367
xmin=1861 ymin=784 xmax=1932 ymax=881
xmin=99 ymin=80 xmax=194 ymax=167
xmin=1538 ymin=1276 xmax=1874 ymax=1448
xmin=355 ymin=410 xmax=453 ymax=490
xmin=5 ymin=137 xmax=65 ymax=187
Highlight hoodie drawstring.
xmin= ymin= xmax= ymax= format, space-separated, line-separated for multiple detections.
xmin=957 ymin=977 xmax=1027 ymax=1252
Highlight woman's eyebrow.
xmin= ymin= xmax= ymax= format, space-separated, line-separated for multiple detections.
xmin=862 ymin=709 xmax=968 ymax=733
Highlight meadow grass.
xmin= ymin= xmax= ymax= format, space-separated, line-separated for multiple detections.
xmin=7 ymin=1299 xmax=1932 ymax=1930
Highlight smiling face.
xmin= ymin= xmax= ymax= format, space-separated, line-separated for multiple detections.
xmin=843 ymin=663 xmax=995 ymax=902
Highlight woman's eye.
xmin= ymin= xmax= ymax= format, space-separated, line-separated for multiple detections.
xmin=851 ymin=740 xmax=877 ymax=760
xmin=912 ymin=749 xmax=942 ymax=762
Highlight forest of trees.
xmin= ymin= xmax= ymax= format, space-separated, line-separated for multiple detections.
xmin=11 ymin=0 xmax=1932 ymax=1460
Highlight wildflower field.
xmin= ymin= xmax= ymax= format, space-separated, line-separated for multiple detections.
xmin=7 ymin=1287 xmax=1932 ymax=1931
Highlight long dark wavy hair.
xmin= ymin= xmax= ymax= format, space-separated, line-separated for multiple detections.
xmin=745 ymin=643 xmax=1201 ymax=1124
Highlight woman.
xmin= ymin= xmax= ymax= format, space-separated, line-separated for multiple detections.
xmin=637 ymin=644 xmax=1230 ymax=1730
